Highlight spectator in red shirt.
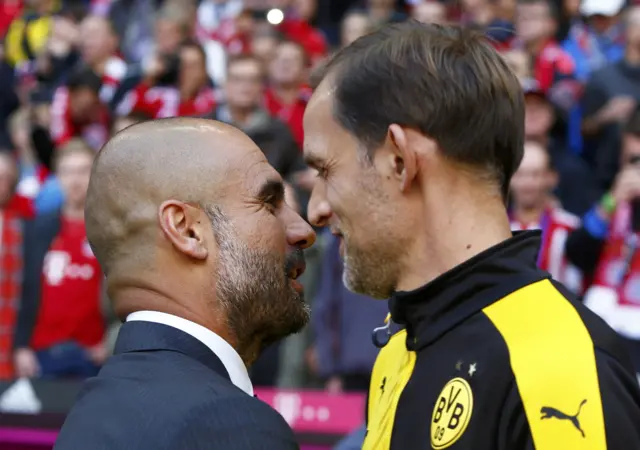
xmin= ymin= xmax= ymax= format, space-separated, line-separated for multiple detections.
xmin=78 ymin=15 xmax=127 ymax=108
xmin=13 ymin=139 xmax=107 ymax=379
xmin=514 ymin=0 xmax=580 ymax=113
xmin=50 ymin=67 xmax=111 ymax=150
xmin=509 ymin=140 xmax=584 ymax=294
xmin=265 ymin=39 xmax=311 ymax=150
xmin=118 ymin=40 xmax=216 ymax=119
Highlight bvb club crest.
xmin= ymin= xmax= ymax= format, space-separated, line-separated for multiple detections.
xmin=431 ymin=377 xmax=473 ymax=449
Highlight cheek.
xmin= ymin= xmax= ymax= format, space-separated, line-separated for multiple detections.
xmin=237 ymin=212 xmax=288 ymax=250
xmin=325 ymin=175 xmax=375 ymax=225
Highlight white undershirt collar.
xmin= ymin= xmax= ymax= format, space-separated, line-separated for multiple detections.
xmin=126 ymin=310 xmax=254 ymax=396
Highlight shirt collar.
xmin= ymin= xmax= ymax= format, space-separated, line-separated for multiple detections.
xmin=389 ymin=231 xmax=548 ymax=351
xmin=126 ymin=311 xmax=254 ymax=396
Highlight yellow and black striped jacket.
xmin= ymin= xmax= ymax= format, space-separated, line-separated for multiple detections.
xmin=363 ymin=231 xmax=640 ymax=450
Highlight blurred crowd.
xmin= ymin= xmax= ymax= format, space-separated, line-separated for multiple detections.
xmin=0 ymin=0 xmax=639 ymax=397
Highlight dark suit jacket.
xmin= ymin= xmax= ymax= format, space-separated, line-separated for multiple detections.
xmin=54 ymin=321 xmax=299 ymax=450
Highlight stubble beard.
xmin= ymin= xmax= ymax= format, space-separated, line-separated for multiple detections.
xmin=340 ymin=224 xmax=404 ymax=300
xmin=205 ymin=206 xmax=310 ymax=358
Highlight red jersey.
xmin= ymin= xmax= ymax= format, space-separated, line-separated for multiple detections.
xmin=510 ymin=39 xmax=581 ymax=109
xmin=31 ymin=217 xmax=104 ymax=351
xmin=4 ymin=194 xmax=34 ymax=219
xmin=583 ymin=204 xmax=640 ymax=339
xmin=264 ymin=86 xmax=312 ymax=150
xmin=118 ymin=82 xmax=217 ymax=119
xmin=510 ymin=207 xmax=583 ymax=294
xmin=50 ymin=87 xmax=110 ymax=150
xmin=98 ymin=55 xmax=127 ymax=104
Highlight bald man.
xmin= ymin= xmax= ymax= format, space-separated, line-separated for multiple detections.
xmin=54 ymin=118 xmax=315 ymax=450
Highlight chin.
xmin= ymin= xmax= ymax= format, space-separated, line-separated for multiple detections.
xmin=341 ymin=256 xmax=394 ymax=300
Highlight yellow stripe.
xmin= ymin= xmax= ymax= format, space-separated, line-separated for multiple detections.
xmin=363 ymin=329 xmax=416 ymax=450
xmin=483 ymin=280 xmax=607 ymax=449
xmin=4 ymin=16 xmax=52 ymax=67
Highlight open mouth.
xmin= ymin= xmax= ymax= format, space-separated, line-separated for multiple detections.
xmin=331 ymin=228 xmax=345 ymax=258
xmin=287 ymin=261 xmax=306 ymax=280
xmin=287 ymin=258 xmax=306 ymax=294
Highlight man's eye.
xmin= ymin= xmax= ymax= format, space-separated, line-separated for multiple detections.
xmin=264 ymin=197 xmax=279 ymax=213
xmin=316 ymin=167 xmax=328 ymax=179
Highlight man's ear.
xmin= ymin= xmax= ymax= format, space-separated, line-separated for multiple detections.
xmin=387 ymin=124 xmax=417 ymax=193
xmin=158 ymin=201 xmax=208 ymax=260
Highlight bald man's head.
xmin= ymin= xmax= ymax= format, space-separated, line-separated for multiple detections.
xmin=86 ymin=117 xmax=316 ymax=361
xmin=85 ymin=118 xmax=258 ymax=275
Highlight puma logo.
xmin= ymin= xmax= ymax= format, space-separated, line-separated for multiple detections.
xmin=540 ymin=399 xmax=587 ymax=437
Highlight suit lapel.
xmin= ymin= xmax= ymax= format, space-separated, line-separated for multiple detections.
xmin=114 ymin=321 xmax=231 ymax=382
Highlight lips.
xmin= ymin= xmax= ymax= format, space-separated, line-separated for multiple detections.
xmin=286 ymin=248 xmax=306 ymax=280
xmin=330 ymin=228 xmax=346 ymax=257
xmin=287 ymin=262 xmax=306 ymax=280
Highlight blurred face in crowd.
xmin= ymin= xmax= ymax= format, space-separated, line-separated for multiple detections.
xmin=461 ymin=0 xmax=488 ymax=13
xmin=156 ymin=19 xmax=185 ymax=55
xmin=588 ymin=14 xmax=618 ymax=34
xmin=70 ymin=88 xmax=101 ymax=124
xmin=368 ymin=0 xmax=395 ymax=9
xmin=626 ymin=7 xmax=640 ymax=47
xmin=79 ymin=16 xmax=118 ymax=66
xmin=253 ymin=36 xmax=278 ymax=66
xmin=0 ymin=154 xmax=17 ymax=208
xmin=563 ymin=0 xmax=580 ymax=17
xmin=341 ymin=13 xmax=372 ymax=47
xmin=510 ymin=141 xmax=556 ymax=210
xmin=179 ymin=45 xmax=208 ymax=97
xmin=235 ymin=11 xmax=255 ymax=35
xmin=269 ymin=41 xmax=306 ymax=86
xmin=502 ymin=50 xmax=531 ymax=81
xmin=412 ymin=2 xmax=447 ymax=24
xmin=524 ymin=93 xmax=553 ymax=139
xmin=293 ymin=0 xmax=317 ymax=21
xmin=225 ymin=58 xmax=264 ymax=110
xmin=57 ymin=150 xmax=94 ymax=209
xmin=516 ymin=1 xmax=555 ymax=44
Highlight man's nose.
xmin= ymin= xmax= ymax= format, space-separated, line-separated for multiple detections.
xmin=307 ymin=186 xmax=332 ymax=228
xmin=286 ymin=210 xmax=316 ymax=250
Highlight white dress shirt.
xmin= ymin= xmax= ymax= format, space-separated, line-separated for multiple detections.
xmin=126 ymin=311 xmax=254 ymax=396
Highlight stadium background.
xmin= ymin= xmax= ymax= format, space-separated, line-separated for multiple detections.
xmin=0 ymin=0 xmax=639 ymax=448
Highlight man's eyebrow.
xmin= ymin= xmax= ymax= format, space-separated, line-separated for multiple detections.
xmin=256 ymin=179 xmax=285 ymax=203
